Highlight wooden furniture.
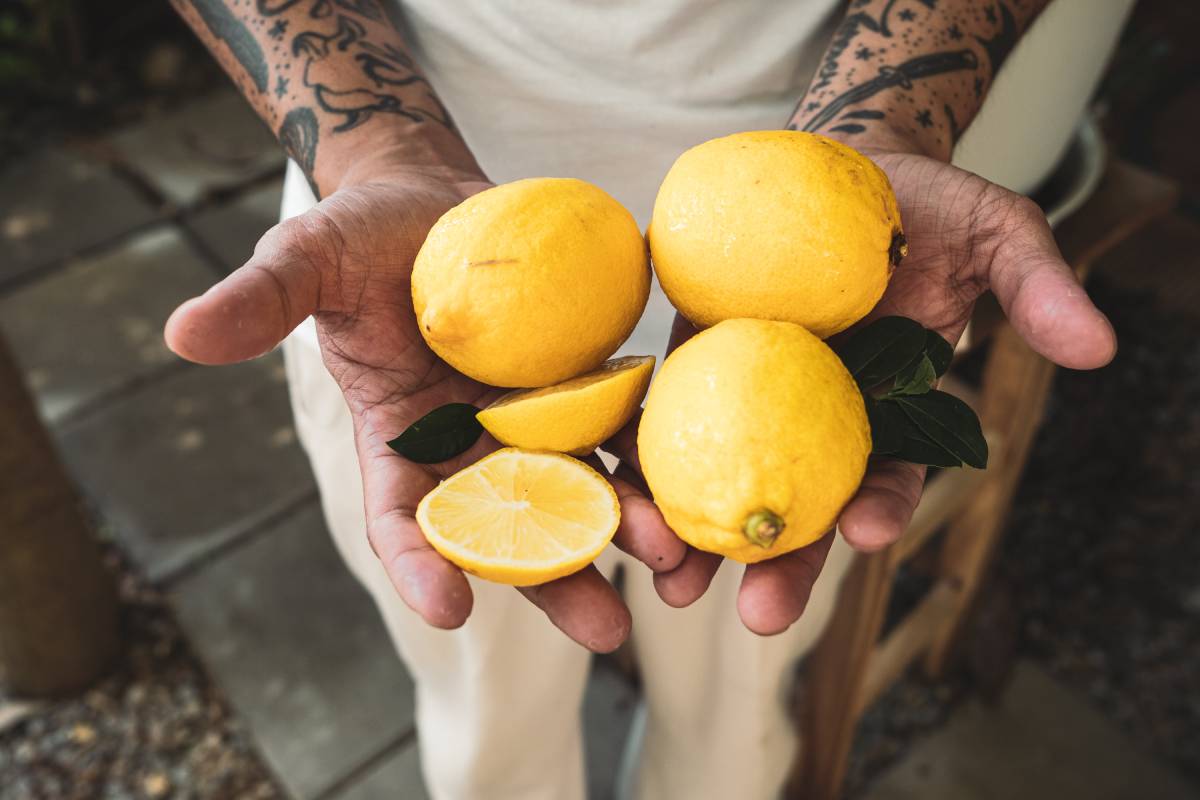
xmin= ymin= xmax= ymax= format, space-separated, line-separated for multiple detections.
xmin=0 ymin=335 xmax=118 ymax=697
xmin=790 ymin=159 xmax=1180 ymax=800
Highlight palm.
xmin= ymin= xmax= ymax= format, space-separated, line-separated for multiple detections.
xmin=645 ymin=151 xmax=1117 ymax=634
xmin=166 ymin=171 xmax=682 ymax=651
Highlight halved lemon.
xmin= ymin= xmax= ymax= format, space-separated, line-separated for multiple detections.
xmin=415 ymin=448 xmax=621 ymax=585
xmin=476 ymin=355 xmax=655 ymax=456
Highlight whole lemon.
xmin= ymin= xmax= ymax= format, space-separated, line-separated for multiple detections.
xmin=637 ymin=318 xmax=870 ymax=563
xmin=412 ymin=178 xmax=650 ymax=388
xmin=648 ymin=130 xmax=905 ymax=339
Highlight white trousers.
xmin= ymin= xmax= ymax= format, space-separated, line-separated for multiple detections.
xmin=276 ymin=3 xmax=1134 ymax=795
xmin=282 ymin=332 xmax=855 ymax=800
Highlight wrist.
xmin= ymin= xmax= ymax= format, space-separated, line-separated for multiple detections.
xmin=325 ymin=130 xmax=487 ymax=195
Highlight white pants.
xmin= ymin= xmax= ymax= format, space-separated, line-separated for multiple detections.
xmin=277 ymin=3 xmax=1134 ymax=796
xmin=283 ymin=332 xmax=855 ymax=800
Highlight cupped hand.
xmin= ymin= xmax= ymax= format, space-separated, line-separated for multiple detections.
xmin=610 ymin=150 xmax=1117 ymax=635
xmin=164 ymin=165 xmax=684 ymax=652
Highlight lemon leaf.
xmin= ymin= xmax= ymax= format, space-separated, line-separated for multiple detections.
xmin=892 ymin=429 xmax=964 ymax=468
xmin=865 ymin=396 xmax=906 ymax=455
xmin=888 ymin=354 xmax=937 ymax=397
xmin=925 ymin=330 xmax=955 ymax=376
xmin=387 ymin=403 xmax=483 ymax=464
xmin=836 ymin=316 xmax=927 ymax=389
xmin=893 ymin=391 xmax=988 ymax=469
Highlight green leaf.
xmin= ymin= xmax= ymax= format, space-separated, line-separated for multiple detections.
xmin=888 ymin=354 xmax=937 ymax=397
xmin=894 ymin=390 xmax=989 ymax=469
xmin=835 ymin=316 xmax=927 ymax=389
xmin=386 ymin=403 xmax=484 ymax=464
xmin=893 ymin=430 xmax=964 ymax=468
xmin=865 ymin=396 xmax=906 ymax=455
xmin=924 ymin=330 xmax=955 ymax=376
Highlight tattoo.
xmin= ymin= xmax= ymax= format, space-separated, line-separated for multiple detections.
xmin=185 ymin=0 xmax=269 ymax=92
xmin=292 ymin=14 xmax=451 ymax=132
xmin=798 ymin=50 xmax=978 ymax=133
xmin=791 ymin=0 xmax=1041 ymax=151
xmin=279 ymin=108 xmax=320 ymax=196
xmin=944 ymin=103 xmax=961 ymax=141
xmin=974 ymin=3 xmax=1018 ymax=74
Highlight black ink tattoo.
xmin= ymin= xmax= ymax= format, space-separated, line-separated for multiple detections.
xmin=275 ymin=75 xmax=290 ymax=98
xmin=291 ymin=14 xmax=451 ymax=132
xmin=974 ymin=3 xmax=1018 ymax=74
xmin=855 ymin=46 xmax=875 ymax=60
xmin=268 ymin=19 xmax=288 ymax=39
xmin=915 ymin=108 xmax=934 ymax=128
xmin=842 ymin=109 xmax=887 ymax=120
xmin=899 ymin=9 xmax=916 ymax=22
xmin=279 ymin=107 xmax=320 ymax=196
xmin=186 ymin=0 xmax=269 ymax=92
xmin=801 ymin=50 xmax=979 ymax=133
xmin=830 ymin=123 xmax=868 ymax=134
xmin=944 ymin=103 xmax=961 ymax=141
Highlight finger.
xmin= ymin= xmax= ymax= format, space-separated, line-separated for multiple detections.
xmin=653 ymin=546 xmax=722 ymax=608
xmin=667 ymin=312 xmax=699 ymax=355
xmin=165 ymin=213 xmax=331 ymax=364
xmin=985 ymin=196 xmax=1116 ymax=370
xmin=520 ymin=565 xmax=632 ymax=653
xmin=737 ymin=532 xmax=834 ymax=636
xmin=600 ymin=413 xmax=642 ymax=476
xmin=368 ymin=505 xmax=475 ymax=630
xmin=605 ymin=464 xmax=686 ymax=573
xmin=837 ymin=457 xmax=925 ymax=552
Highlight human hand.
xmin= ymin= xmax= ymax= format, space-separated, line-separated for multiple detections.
xmin=612 ymin=147 xmax=1117 ymax=635
xmin=165 ymin=164 xmax=683 ymax=652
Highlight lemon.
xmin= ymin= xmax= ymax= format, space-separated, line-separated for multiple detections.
xmin=477 ymin=355 xmax=654 ymax=456
xmin=412 ymin=178 xmax=650 ymax=388
xmin=637 ymin=318 xmax=870 ymax=563
xmin=416 ymin=448 xmax=620 ymax=585
xmin=648 ymin=130 xmax=905 ymax=339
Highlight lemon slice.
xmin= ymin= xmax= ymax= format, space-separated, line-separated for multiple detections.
xmin=416 ymin=448 xmax=620 ymax=585
xmin=477 ymin=356 xmax=655 ymax=456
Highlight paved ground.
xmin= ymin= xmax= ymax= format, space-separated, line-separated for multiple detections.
xmin=1 ymin=86 xmax=1198 ymax=799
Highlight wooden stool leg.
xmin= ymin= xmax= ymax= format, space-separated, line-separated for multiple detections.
xmin=0 ymin=336 xmax=119 ymax=697
xmin=925 ymin=324 xmax=1057 ymax=677
xmin=791 ymin=549 xmax=898 ymax=800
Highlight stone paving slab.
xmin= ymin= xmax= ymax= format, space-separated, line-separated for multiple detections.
xmin=109 ymin=90 xmax=283 ymax=207
xmin=0 ymin=149 xmax=157 ymax=284
xmin=187 ymin=180 xmax=283 ymax=272
xmin=172 ymin=502 xmax=416 ymax=800
xmin=862 ymin=662 xmax=1197 ymax=800
xmin=56 ymin=352 xmax=315 ymax=579
xmin=333 ymin=742 xmax=428 ymax=800
xmin=0 ymin=225 xmax=218 ymax=423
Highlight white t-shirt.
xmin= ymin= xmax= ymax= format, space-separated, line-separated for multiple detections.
xmin=288 ymin=0 xmax=842 ymax=351
xmin=396 ymin=0 xmax=841 ymax=223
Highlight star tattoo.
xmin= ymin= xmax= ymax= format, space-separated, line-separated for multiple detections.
xmin=915 ymin=108 xmax=934 ymax=128
xmin=899 ymin=9 xmax=916 ymax=21
xmin=855 ymin=46 xmax=875 ymax=61
xmin=274 ymin=75 xmax=289 ymax=98
xmin=947 ymin=24 xmax=963 ymax=40
xmin=268 ymin=19 xmax=288 ymax=39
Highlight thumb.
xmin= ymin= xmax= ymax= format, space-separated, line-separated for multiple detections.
xmin=165 ymin=213 xmax=331 ymax=364
xmin=983 ymin=193 xmax=1117 ymax=370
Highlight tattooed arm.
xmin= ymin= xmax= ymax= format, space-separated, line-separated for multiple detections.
xmin=654 ymin=0 xmax=1119 ymax=636
xmin=789 ymin=0 xmax=1044 ymax=158
xmin=166 ymin=1 xmax=680 ymax=650
xmin=171 ymin=0 xmax=479 ymax=196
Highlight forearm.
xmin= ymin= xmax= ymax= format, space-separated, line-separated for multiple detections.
xmin=171 ymin=0 xmax=480 ymax=196
xmin=789 ymin=0 xmax=1050 ymax=159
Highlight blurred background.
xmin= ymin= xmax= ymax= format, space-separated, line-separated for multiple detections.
xmin=0 ymin=1 xmax=1198 ymax=798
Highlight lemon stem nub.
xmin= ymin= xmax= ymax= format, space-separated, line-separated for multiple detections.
xmin=744 ymin=510 xmax=785 ymax=549
xmin=889 ymin=231 xmax=908 ymax=267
